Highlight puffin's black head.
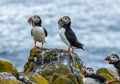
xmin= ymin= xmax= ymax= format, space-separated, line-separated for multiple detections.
xmin=58 ymin=16 xmax=71 ymax=28
xmin=105 ymin=54 xmax=119 ymax=63
xmin=86 ymin=67 xmax=94 ymax=75
xmin=81 ymin=67 xmax=94 ymax=76
xmin=28 ymin=15 xmax=42 ymax=26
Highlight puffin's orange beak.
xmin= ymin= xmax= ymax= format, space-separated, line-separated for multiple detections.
xmin=105 ymin=56 xmax=111 ymax=61
xmin=81 ymin=70 xmax=86 ymax=75
xmin=58 ymin=18 xmax=62 ymax=22
xmin=28 ymin=17 xmax=32 ymax=23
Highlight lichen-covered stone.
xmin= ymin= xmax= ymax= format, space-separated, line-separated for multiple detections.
xmin=0 ymin=79 xmax=22 ymax=84
xmin=53 ymin=75 xmax=74 ymax=84
xmin=17 ymin=72 xmax=48 ymax=84
xmin=0 ymin=59 xmax=17 ymax=75
xmin=40 ymin=62 xmax=80 ymax=84
xmin=0 ymin=72 xmax=23 ymax=84
xmin=96 ymin=68 xmax=120 ymax=84
xmin=96 ymin=68 xmax=115 ymax=80
xmin=0 ymin=72 xmax=48 ymax=84
xmin=24 ymin=48 xmax=85 ymax=84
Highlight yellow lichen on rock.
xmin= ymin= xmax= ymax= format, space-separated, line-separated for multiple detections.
xmin=0 ymin=59 xmax=17 ymax=74
xmin=96 ymin=68 xmax=120 ymax=84
xmin=40 ymin=62 xmax=80 ymax=84
xmin=17 ymin=73 xmax=48 ymax=84
xmin=0 ymin=79 xmax=22 ymax=84
xmin=28 ymin=73 xmax=49 ymax=84
xmin=96 ymin=68 xmax=115 ymax=80
xmin=53 ymin=75 xmax=74 ymax=84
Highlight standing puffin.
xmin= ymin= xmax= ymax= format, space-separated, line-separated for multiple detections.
xmin=28 ymin=15 xmax=47 ymax=49
xmin=58 ymin=16 xmax=84 ymax=53
xmin=81 ymin=67 xmax=106 ymax=84
xmin=105 ymin=54 xmax=120 ymax=80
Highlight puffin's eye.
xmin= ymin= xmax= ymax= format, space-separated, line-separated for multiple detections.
xmin=34 ymin=16 xmax=37 ymax=19
xmin=65 ymin=17 xmax=67 ymax=19
xmin=112 ymin=56 xmax=115 ymax=58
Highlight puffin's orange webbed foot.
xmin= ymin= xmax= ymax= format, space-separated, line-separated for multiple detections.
xmin=61 ymin=49 xmax=70 ymax=53
xmin=32 ymin=46 xmax=40 ymax=50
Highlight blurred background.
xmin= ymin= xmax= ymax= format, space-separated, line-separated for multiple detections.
xmin=0 ymin=0 xmax=120 ymax=71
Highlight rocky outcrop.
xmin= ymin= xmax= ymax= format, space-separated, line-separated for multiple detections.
xmin=1 ymin=48 xmax=120 ymax=84
xmin=0 ymin=59 xmax=17 ymax=75
xmin=0 ymin=59 xmax=48 ymax=84
xmin=0 ymin=72 xmax=48 ymax=84
xmin=24 ymin=48 xmax=85 ymax=84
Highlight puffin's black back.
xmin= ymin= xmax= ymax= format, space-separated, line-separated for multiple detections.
xmin=65 ymin=27 xmax=84 ymax=49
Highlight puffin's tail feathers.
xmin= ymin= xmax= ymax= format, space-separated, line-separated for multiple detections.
xmin=74 ymin=41 xmax=84 ymax=50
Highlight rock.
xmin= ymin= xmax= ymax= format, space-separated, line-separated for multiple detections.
xmin=24 ymin=48 xmax=85 ymax=84
xmin=0 ymin=59 xmax=17 ymax=75
xmin=0 ymin=79 xmax=22 ymax=84
xmin=96 ymin=68 xmax=114 ymax=80
xmin=96 ymin=68 xmax=120 ymax=84
xmin=0 ymin=72 xmax=48 ymax=84
xmin=16 ymin=72 xmax=48 ymax=84
xmin=40 ymin=62 xmax=80 ymax=84
xmin=0 ymin=72 xmax=22 ymax=84
xmin=0 ymin=59 xmax=48 ymax=84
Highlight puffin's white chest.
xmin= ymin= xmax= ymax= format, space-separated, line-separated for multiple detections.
xmin=59 ymin=28 xmax=70 ymax=47
xmin=32 ymin=26 xmax=45 ymax=42
xmin=83 ymin=77 xmax=100 ymax=84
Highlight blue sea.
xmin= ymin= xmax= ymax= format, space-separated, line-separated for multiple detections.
xmin=0 ymin=0 xmax=120 ymax=71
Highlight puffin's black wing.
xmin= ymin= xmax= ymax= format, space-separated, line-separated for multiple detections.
xmin=91 ymin=74 xmax=106 ymax=83
xmin=43 ymin=28 xmax=48 ymax=37
xmin=113 ymin=60 xmax=120 ymax=69
xmin=65 ymin=28 xmax=84 ymax=49
xmin=31 ymin=29 xmax=33 ymax=36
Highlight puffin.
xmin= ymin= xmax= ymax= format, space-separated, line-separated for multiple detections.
xmin=105 ymin=54 xmax=120 ymax=80
xmin=58 ymin=16 xmax=84 ymax=53
xmin=81 ymin=67 xmax=106 ymax=84
xmin=28 ymin=15 xmax=47 ymax=49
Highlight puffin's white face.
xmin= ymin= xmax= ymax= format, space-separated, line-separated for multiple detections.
xmin=62 ymin=16 xmax=71 ymax=24
xmin=110 ymin=55 xmax=119 ymax=62
xmin=105 ymin=54 xmax=119 ymax=63
xmin=28 ymin=15 xmax=41 ymax=26
xmin=86 ymin=68 xmax=94 ymax=75
xmin=58 ymin=16 xmax=71 ymax=28
xmin=31 ymin=15 xmax=41 ymax=23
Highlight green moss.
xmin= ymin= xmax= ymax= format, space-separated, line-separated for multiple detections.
xmin=0 ymin=79 xmax=22 ymax=84
xmin=30 ymin=49 xmax=42 ymax=56
xmin=72 ymin=57 xmax=84 ymax=71
xmin=96 ymin=68 xmax=114 ymax=80
xmin=40 ymin=62 xmax=71 ymax=77
xmin=67 ymin=74 xmax=79 ymax=84
xmin=25 ymin=62 xmax=36 ymax=72
xmin=18 ymin=73 xmax=48 ymax=84
xmin=24 ymin=49 xmax=84 ymax=84
xmin=24 ymin=62 xmax=29 ymax=72
xmin=0 ymin=59 xmax=17 ymax=75
xmin=40 ymin=62 xmax=80 ymax=84
xmin=53 ymin=75 xmax=74 ymax=84
xmin=44 ymin=51 xmax=55 ymax=57
xmin=28 ymin=73 xmax=48 ymax=84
